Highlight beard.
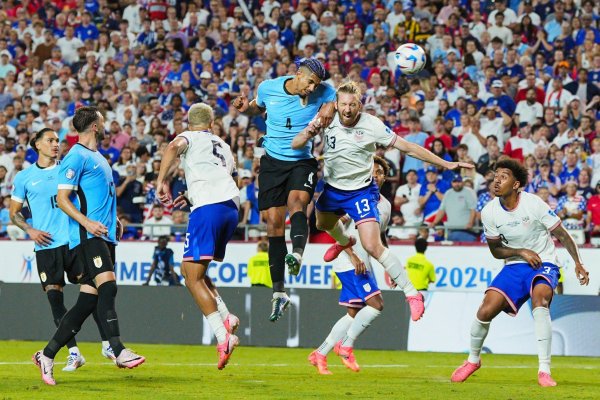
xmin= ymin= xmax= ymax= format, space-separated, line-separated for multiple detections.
xmin=95 ymin=127 xmax=105 ymax=142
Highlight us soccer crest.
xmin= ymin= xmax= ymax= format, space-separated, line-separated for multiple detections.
xmin=363 ymin=283 xmax=371 ymax=292
xmin=93 ymin=256 xmax=103 ymax=268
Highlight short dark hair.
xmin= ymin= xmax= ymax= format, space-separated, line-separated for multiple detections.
xmin=373 ymin=155 xmax=390 ymax=177
xmin=415 ymin=238 xmax=428 ymax=253
xmin=72 ymin=106 xmax=100 ymax=133
xmin=30 ymin=128 xmax=55 ymax=153
xmin=495 ymin=158 xmax=528 ymax=188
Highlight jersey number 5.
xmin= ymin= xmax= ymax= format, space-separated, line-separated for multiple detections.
xmin=212 ymin=141 xmax=227 ymax=167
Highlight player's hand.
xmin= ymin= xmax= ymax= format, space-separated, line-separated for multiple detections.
xmin=27 ymin=228 xmax=53 ymax=247
xmin=306 ymin=117 xmax=322 ymax=137
xmin=446 ymin=161 xmax=475 ymax=171
xmin=318 ymin=104 xmax=335 ymax=128
xmin=156 ymin=180 xmax=172 ymax=205
xmin=85 ymin=220 xmax=109 ymax=237
xmin=348 ymin=252 xmax=366 ymax=275
xmin=172 ymin=192 xmax=190 ymax=208
xmin=519 ymin=249 xmax=542 ymax=269
xmin=575 ymin=263 xmax=590 ymax=286
xmin=232 ymin=93 xmax=249 ymax=113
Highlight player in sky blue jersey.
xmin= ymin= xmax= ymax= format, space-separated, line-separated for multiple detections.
xmin=232 ymin=58 xmax=337 ymax=322
xmin=33 ymin=107 xmax=144 ymax=386
xmin=10 ymin=128 xmax=110 ymax=373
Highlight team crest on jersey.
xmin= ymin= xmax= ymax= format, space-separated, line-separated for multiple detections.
xmin=40 ymin=272 xmax=47 ymax=282
xmin=363 ymin=283 xmax=371 ymax=292
xmin=65 ymin=169 xmax=75 ymax=179
xmin=522 ymin=216 xmax=530 ymax=224
xmin=93 ymin=256 xmax=103 ymax=268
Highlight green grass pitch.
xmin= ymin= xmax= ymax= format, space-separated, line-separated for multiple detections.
xmin=1 ymin=341 xmax=599 ymax=399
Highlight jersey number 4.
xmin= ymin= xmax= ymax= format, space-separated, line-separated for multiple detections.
xmin=286 ymin=117 xmax=292 ymax=130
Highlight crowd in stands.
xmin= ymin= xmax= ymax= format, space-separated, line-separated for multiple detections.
xmin=0 ymin=0 xmax=600 ymax=244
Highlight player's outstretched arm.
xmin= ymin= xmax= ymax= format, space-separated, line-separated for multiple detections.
xmin=291 ymin=117 xmax=323 ymax=149
xmin=392 ymin=136 xmax=474 ymax=171
xmin=156 ymin=137 xmax=188 ymax=205
xmin=486 ymin=237 xmax=542 ymax=268
xmin=9 ymin=200 xmax=52 ymax=246
xmin=57 ymin=189 xmax=108 ymax=237
xmin=551 ymin=223 xmax=590 ymax=285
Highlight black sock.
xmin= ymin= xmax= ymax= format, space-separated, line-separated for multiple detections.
xmin=92 ymin=307 xmax=108 ymax=341
xmin=290 ymin=212 xmax=308 ymax=256
xmin=268 ymin=236 xmax=287 ymax=292
xmin=47 ymin=290 xmax=77 ymax=349
xmin=96 ymin=281 xmax=125 ymax=357
xmin=43 ymin=292 xmax=97 ymax=359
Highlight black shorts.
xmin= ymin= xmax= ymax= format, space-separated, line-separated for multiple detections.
xmin=35 ymin=245 xmax=81 ymax=290
xmin=258 ymin=153 xmax=318 ymax=211
xmin=76 ymin=238 xmax=116 ymax=287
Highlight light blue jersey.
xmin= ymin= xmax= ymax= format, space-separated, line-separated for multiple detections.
xmin=11 ymin=162 xmax=69 ymax=251
xmin=57 ymin=143 xmax=117 ymax=249
xmin=256 ymin=76 xmax=336 ymax=161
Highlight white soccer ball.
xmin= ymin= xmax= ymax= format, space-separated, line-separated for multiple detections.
xmin=394 ymin=43 xmax=426 ymax=75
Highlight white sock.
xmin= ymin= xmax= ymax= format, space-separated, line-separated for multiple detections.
xmin=467 ymin=318 xmax=491 ymax=364
xmin=328 ymin=220 xmax=350 ymax=246
xmin=533 ymin=307 xmax=552 ymax=374
xmin=102 ymin=340 xmax=110 ymax=349
xmin=215 ymin=296 xmax=229 ymax=321
xmin=207 ymin=311 xmax=228 ymax=344
xmin=376 ymin=248 xmax=418 ymax=296
xmin=68 ymin=346 xmax=80 ymax=355
xmin=340 ymin=306 xmax=381 ymax=348
xmin=317 ymin=314 xmax=353 ymax=355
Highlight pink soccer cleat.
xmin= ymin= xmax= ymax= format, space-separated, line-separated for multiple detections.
xmin=538 ymin=372 xmax=557 ymax=387
xmin=224 ymin=313 xmax=240 ymax=334
xmin=115 ymin=349 xmax=145 ymax=369
xmin=217 ymin=333 xmax=239 ymax=370
xmin=323 ymin=236 xmax=356 ymax=262
xmin=33 ymin=350 xmax=56 ymax=386
xmin=451 ymin=360 xmax=481 ymax=382
xmin=333 ymin=341 xmax=360 ymax=372
xmin=308 ymin=350 xmax=332 ymax=375
xmin=406 ymin=293 xmax=425 ymax=321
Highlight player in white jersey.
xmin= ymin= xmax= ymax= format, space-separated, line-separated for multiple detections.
xmin=292 ymin=81 xmax=472 ymax=322
xmin=309 ymin=156 xmax=392 ymax=374
xmin=451 ymin=158 xmax=590 ymax=387
xmin=156 ymin=103 xmax=241 ymax=370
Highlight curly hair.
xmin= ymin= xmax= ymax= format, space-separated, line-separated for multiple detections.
xmin=495 ymin=158 xmax=529 ymax=189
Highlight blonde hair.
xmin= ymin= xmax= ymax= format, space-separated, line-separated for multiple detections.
xmin=336 ymin=81 xmax=362 ymax=101
xmin=188 ymin=103 xmax=214 ymax=127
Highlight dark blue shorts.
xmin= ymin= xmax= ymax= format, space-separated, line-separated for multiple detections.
xmin=316 ymin=182 xmax=380 ymax=225
xmin=486 ymin=262 xmax=560 ymax=316
xmin=336 ymin=270 xmax=381 ymax=308
xmin=183 ymin=200 xmax=239 ymax=262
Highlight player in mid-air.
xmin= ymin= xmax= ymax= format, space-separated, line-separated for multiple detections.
xmin=33 ymin=107 xmax=145 ymax=386
xmin=10 ymin=128 xmax=112 ymax=372
xmin=450 ymin=158 xmax=590 ymax=387
xmin=292 ymin=81 xmax=472 ymax=321
xmin=308 ymin=156 xmax=391 ymax=375
xmin=232 ymin=58 xmax=336 ymax=321
xmin=156 ymin=103 xmax=241 ymax=370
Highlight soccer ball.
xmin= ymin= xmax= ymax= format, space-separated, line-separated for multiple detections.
xmin=394 ymin=43 xmax=426 ymax=75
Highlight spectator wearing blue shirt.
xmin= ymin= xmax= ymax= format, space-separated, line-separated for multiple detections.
xmin=575 ymin=14 xmax=600 ymax=46
xmin=75 ymin=12 xmax=99 ymax=41
xmin=403 ymin=117 xmax=430 ymax=174
xmin=219 ymin=29 xmax=236 ymax=64
xmin=419 ymin=167 xmax=450 ymax=224
xmin=560 ymin=149 xmax=581 ymax=183
xmin=486 ymin=80 xmax=516 ymax=116
xmin=98 ymin=135 xmax=120 ymax=164
xmin=181 ymin=49 xmax=203 ymax=86
xmin=210 ymin=46 xmax=227 ymax=75
xmin=497 ymin=49 xmax=524 ymax=84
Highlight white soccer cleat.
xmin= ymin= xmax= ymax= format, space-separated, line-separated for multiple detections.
xmin=62 ymin=352 xmax=86 ymax=372
xmin=33 ymin=350 xmax=56 ymax=385
xmin=102 ymin=345 xmax=117 ymax=364
xmin=115 ymin=348 xmax=145 ymax=369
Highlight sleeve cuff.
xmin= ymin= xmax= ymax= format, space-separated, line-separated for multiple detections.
xmin=58 ymin=184 xmax=77 ymax=190
xmin=10 ymin=196 xmax=24 ymax=203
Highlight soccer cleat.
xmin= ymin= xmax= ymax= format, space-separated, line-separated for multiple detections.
xmin=538 ymin=371 xmax=557 ymax=387
xmin=62 ymin=352 xmax=86 ymax=372
xmin=224 ymin=313 xmax=240 ymax=334
xmin=308 ymin=350 xmax=332 ymax=375
xmin=269 ymin=293 xmax=291 ymax=322
xmin=115 ymin=348 xmax=145 ymax=369
xmin=217 ymin=333 xmax=239 ymax=370
xmin=33 ymin=350 xmax=56 ymax=386
xmin=333 ymin=341 xmax=360 ymax=372
xmin=102 ymin=345 xmax=117 ymax=363
xmin=323 ymin=236 xmax=356 ymax=262
xmin=451 ymin=360 xmax=481 ymax=382
xmin=285 ymin=253 xmax=302 ymax=276
xmin=406 ymin=292 xmax=425 ymax=321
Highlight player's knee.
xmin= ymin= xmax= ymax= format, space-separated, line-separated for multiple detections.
xmin=476 ymin=304 xmax=495 ymax=322
xmin=531 ymin=296 xmax=550 ymax=309
xmin=372 ymin=297 xmax=384 ymax=311
xmin=363 ymin=242 xmax=383 ymax=258
xmin=98 ymin=280 xmax=118 ymax=298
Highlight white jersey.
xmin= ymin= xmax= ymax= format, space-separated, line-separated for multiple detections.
xmin=334 ymin=196 xmax=392 ymax=273
xmin=179 ymin=130 xmax=239 ymax=211
xmin=481 ymin=191 xmax=561 ymax=265
xmin=323 ymin=113 xmax=397 ymax=191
